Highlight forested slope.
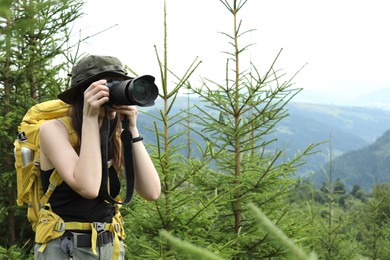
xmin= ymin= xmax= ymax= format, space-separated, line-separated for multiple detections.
xmin=310 ymin=129 xmax=390 ymax=191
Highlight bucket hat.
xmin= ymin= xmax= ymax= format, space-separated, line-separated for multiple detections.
xmin=58 ymin=55 xmax=132 ymax=104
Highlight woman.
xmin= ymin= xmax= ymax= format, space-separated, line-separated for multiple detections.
xmin=35 ymin=55 xmax=161 ymax=259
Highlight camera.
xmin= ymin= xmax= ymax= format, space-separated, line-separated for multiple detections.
xmin=106 ymin=75 xmax=158 ymax=107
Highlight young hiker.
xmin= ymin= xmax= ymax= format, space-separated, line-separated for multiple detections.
xmin=35 ymin=55 xmax=161 ymax=259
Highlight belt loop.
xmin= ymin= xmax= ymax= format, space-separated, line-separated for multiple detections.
xmin=97 ymin=232 xmax=104 ymax=247
xmin=72 ymin=233 xmax=78 ymax=249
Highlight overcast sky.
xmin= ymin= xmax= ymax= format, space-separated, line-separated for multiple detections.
xmin=73 ymin=0 xmax=390 ymax=106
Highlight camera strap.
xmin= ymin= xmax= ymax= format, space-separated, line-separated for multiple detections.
xmin=99 ymin=108 xmax=135 ymax=204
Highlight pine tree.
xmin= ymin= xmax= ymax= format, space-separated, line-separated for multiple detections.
xmin=187 ymin=0 xmax=317 ymax=258
xmin=311 ymin=141 xmax=359 ymax=259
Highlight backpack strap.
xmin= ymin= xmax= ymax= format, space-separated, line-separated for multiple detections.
xmin=40 ymin=171 xmax=63 ymax=206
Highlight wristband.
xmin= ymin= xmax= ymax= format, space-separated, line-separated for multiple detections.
xmin=132 ymin=135 xmax=144 ymax=143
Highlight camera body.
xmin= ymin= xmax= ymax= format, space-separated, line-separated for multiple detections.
xmin=106 ymin=75 xmax=158 ymax=107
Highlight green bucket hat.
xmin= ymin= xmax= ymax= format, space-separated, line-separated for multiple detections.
xmin=58 ymin=55 xmax=132 ymax=104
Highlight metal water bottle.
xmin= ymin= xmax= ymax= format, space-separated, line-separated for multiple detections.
xmin=14 ymin=147 xmax=34 ymax=167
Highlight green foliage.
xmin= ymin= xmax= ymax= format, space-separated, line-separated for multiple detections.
xmin=313 ymin=129 xmax=390 ymax=191
xmin=290 ymin=175 xmax=390 ymax=259
xmin=352 ymin=183 xmax=390 ymax=259
xmin=248 ymin=203 xmax=318 ymax=260
xmin=157 ymin=204 xmax=319 ymax=260
xmin=0 ymin=244 xmax=33 ymax=260
xmin=160 ymin=230 xmax=225 ymax=260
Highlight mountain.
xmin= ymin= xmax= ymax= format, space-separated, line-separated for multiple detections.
xmin=139 ymin=97 xmax=390 ymax=189
xmin=267 ymin=102 xmax=390 ymax=174
xmin=308 ymin=129 xmax=390 ymax=192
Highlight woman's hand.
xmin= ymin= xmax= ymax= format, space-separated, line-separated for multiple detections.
xmin=111 ymin=105 xmax=139 ymax=136
xmin=83 ymin=79 xmax=109 ymax=118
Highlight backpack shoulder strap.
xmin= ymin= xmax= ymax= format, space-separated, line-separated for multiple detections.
xmin=40 ymin=170 xmax=62 ymax=206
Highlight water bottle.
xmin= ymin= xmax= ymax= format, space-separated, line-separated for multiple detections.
xmin=14 ymin=147 xmax=34 ymax=167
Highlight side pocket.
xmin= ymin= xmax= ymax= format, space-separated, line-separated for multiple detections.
xmin=35 ymin=204 xmax=65 ymax=244
xmin=28 ymin=177 xmax=43 ymax=232
xmin=17 ymin=160 xmax=38 ymax=205
xmin=19 ymin=162 xmax=43 ymax=232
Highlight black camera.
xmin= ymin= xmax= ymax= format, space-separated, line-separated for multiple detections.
xmin=106 ymin=75 xmax=158 ymax=107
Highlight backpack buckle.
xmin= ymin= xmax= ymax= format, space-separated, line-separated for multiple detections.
xmin=17 ymin=131 xmax=27 ymax=142
xmin=114 ymin=223 xmax=121 ymax=233
xmin=93 ymin=222 xmax=106 ymax=233
xmin=54 ymin=221 xmax=65 ymax=232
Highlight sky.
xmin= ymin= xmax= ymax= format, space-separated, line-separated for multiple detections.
xmin=72 ymin=0 xmax=390 ymax=107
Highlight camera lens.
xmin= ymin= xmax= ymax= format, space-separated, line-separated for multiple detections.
xmin=133 ymin=78 xmax=151 ymax=101
xmin=107 ymin=75 xmax=158 ymax=107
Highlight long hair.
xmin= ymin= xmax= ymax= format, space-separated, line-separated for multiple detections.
xmin=69 ymin=89 xmax=122 ymax=174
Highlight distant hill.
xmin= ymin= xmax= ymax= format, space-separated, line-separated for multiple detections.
xmin=285 ymin=102 xmax=390 ymax=143
xmin=269 ymin=102 xmax=390 ymax=174
xmin=308 ymin=129 xmax=390 ymax=192
xmin=139 ymin=97 xmax=390 ymax=190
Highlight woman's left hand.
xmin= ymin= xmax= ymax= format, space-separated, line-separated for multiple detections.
xmin=111 ymin=105 xmax=139 ymax=134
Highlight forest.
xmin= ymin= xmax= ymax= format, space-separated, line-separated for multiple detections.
xmin=1 ymin=0 xmax=390 ymax=259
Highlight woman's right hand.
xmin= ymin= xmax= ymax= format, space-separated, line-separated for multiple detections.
xmin=83 ymin=79 xmax=109 ymax=117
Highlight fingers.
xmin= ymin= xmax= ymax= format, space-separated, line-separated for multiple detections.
xmin=111 ymin=105 xmax=138 ymax=127
xmin=84 ymin=80 xmax=109 ymax=107
xmin=82 ymin=80 xmax=110 ymax=117
xmin=112 ymin=106 xmax=138 ymax=118
xmin=111 ymin=105 xmax=137 ymax=111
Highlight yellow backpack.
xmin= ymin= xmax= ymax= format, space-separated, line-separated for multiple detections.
xmin=13 ymin=99 xmax=77 ymax=231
